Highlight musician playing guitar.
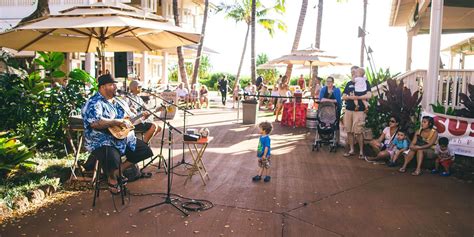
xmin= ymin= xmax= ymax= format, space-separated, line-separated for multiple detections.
xmin=82 ymin=74 xmax=154 ymax=194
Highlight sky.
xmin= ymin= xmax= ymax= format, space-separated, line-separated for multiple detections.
xmin=204 ymin=0 xmax=474 ymax=78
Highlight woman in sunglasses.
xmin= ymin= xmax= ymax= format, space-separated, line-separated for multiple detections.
xmin=368 ymin=115 xmax=400 ymax=162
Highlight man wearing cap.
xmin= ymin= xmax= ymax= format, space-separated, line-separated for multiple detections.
xmin=82 ymin=74 xmax=153 ymax=194
xmin=127 ymin=80 xmax=162 ymax=143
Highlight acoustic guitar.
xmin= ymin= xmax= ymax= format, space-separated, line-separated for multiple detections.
xmin=108 ymin=112 xmax=144 ymax=140
xmin=108 ymin=105 xmax=164 ymax=139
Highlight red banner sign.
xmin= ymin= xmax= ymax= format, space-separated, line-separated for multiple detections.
xmin=423 ymin=112 xmax=474 ymax=157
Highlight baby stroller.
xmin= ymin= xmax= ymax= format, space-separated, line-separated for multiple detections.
xmin=313 ymin=101 xmax=338 ymax=152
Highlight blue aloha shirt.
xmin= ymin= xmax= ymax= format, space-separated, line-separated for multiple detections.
xmin=81 ymin=92 xmax=137 ymax=155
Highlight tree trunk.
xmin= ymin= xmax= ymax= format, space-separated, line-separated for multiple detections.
xmin=250 ymin=0 xmax=256 ymax=84
xmin=191 ymin=0 xmax=209 ymax=86
xmin=360 ymin=0 xmax=368 ymax=67
xmin=284 ymin=0 xmax=308 ymax=81
xmin=234 ymin=25 xmax=250 ymax=91
xmin=310 ymin=0 xmax=323 ymax=98
xmin=173 ymin=0 xmax=189 ymax=89
xmin=20 ymin=0 xmax=50 ymax=24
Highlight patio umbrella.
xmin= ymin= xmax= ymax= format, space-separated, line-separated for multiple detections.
xmin=0 ymin=2 xmax=200 ymax=72
xmin=267 ymin=47 xmax=351 ymax=79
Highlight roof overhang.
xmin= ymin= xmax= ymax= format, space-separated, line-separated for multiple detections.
xmin=442 ymin=36 xmax=474 ymax=55
xmin=389 ymin=0 xmax=474 ymax=35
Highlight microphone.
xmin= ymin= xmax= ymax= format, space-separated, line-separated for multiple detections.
xmin=141 ymin=88 xmax=153 ymax=93
xmin=116 ymin=89 xmax=128 ymax=95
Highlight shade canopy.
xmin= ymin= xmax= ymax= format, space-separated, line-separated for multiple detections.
xmin=265 ymin=47 xmax=350 ymax=79
xmin=442 ymin=36 xmax=474 ymax=55
xmin=267 ymin=48 xmax=350 ymax=67
xmin=0 ymin=2 xmax=200 ymax=53
xmin=389 ymin=0 xmax=474 ymax=34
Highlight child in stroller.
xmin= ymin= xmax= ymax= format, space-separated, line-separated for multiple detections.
xmin=313 ymin=101 xmax=339 ymax=152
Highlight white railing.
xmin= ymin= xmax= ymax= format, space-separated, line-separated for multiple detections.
xmin=0 ymin=0 xmax=34 ymax=6
xmin=371 ymin=69 xmax=425 ymax=98
xmin=438 ymin=70 xmax=474 ymax=110
xmin=372 ymin=69 xmax=474 ymax=111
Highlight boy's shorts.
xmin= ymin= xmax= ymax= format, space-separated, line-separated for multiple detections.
xmin=437 ymin=159 xmax=453 ymax=169
xmin=258 ymin=157 xmax=271 ymax=169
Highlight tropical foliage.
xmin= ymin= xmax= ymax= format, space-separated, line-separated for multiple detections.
xmin=455 ymin=83 xmax=474 ymax=118
xmin=377 ymin=78 xmax=422 ymax=136
xmin=365 ymin=67 xmax=400 ymax=97
xmin=169 ymin=56 xmax=212 ymax=83
xmin=0 ymin=132 xmax=36 ymax=178
xmin=217 ymin=0 xmax=286 ymax=88
xmin=430 ymin=101 xmax=456 ymax=116
xmin=256 ymin=53 xmax=278 ymax=85
xmin=0 ymin=50 xmax=96 ymax=151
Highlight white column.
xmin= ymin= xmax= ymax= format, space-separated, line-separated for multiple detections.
xmin=423 ymin=0 xmax=443 ymax=112
xmin=162 ymin=52 xmax=169 ymax=85
xmin=405 ymin=33 xmax=413 ymax=71
xmin=140 ymin=51 xmax=149 ymax=85
xmin=85 ymin=53 xmax=96 ymax=78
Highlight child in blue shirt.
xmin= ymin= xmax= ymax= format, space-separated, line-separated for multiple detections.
xmin=252 ymin=121 xmax=273 ymax=182
xmin=387 ymin=130 xmax=409 ymax=167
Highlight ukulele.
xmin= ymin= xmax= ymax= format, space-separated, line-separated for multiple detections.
xmin=108 ymin=112 xmax=144 ymax=139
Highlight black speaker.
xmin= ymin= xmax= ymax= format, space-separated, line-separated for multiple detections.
xmin=114 ymin=52 xmax=133 ymax=78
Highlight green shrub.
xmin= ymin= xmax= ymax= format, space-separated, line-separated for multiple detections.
xmin=0 ymin=51 xmax=95 ymax=151
xmin=0 ymin=132 xmax=36 ymax=178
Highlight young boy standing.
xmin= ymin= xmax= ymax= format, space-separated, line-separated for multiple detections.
xmin=431 ymin=137 xmax=455 ymax=176
xmin=253 ymin=121 xmax=273 ymax=182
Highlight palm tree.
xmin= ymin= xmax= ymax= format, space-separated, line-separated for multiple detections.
xmin=337 ymin=0 xmax=368 ymax=67
xmin=310 ymin=0 xmax=323 ymax=98
xmin=284 ymin=0 xmax=308 ymax=81
xmin=217 ymin=0 xmax=286 ymax=90
xmin=191 ymin=0 xmax=209 ymax=86
xmin=173 ymin=0 xmax=189 ymax=89
xmin=360 ymin=0 xmax=368 ymax=67
xmin=250 ymin=0 xmax=256 ymax=84
xmin=20 ymin=0 xmax=49 ymax=24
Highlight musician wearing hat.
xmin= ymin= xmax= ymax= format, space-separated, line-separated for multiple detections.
xmin=81 ymin=74 xmax=153 ymax=194
xmin=127 ymin=80 xmax=162 ymax=143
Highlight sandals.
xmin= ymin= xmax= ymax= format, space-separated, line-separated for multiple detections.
xmin=343 ymin=151 xmax=355 ymax=157
xmin=108 ymin=182 xmax=121 ymax=195
xmin=411 ymin=170 xmax=422 ymax=176
xmin=359 ymin=154 xmax=369 ymax=161
xmin=398 ymin=167 xmax=406 ymax=173
xmin=141 ymin=172 xmax=152 ymax=179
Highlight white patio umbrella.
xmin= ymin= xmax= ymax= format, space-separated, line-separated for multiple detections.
xmin=267 ymin=47 xmax=351 ymax=79
xmin=0 ymin=2 xmax=200 ymax=71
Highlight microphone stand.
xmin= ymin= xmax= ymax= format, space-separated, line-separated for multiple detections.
xmin=143 ymin=89 xmax=194 ymax=169
xmin=120 ymin=91 xmax=188 ymax=216
xmin=122 ymin=91 xmax=167 ymax=173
